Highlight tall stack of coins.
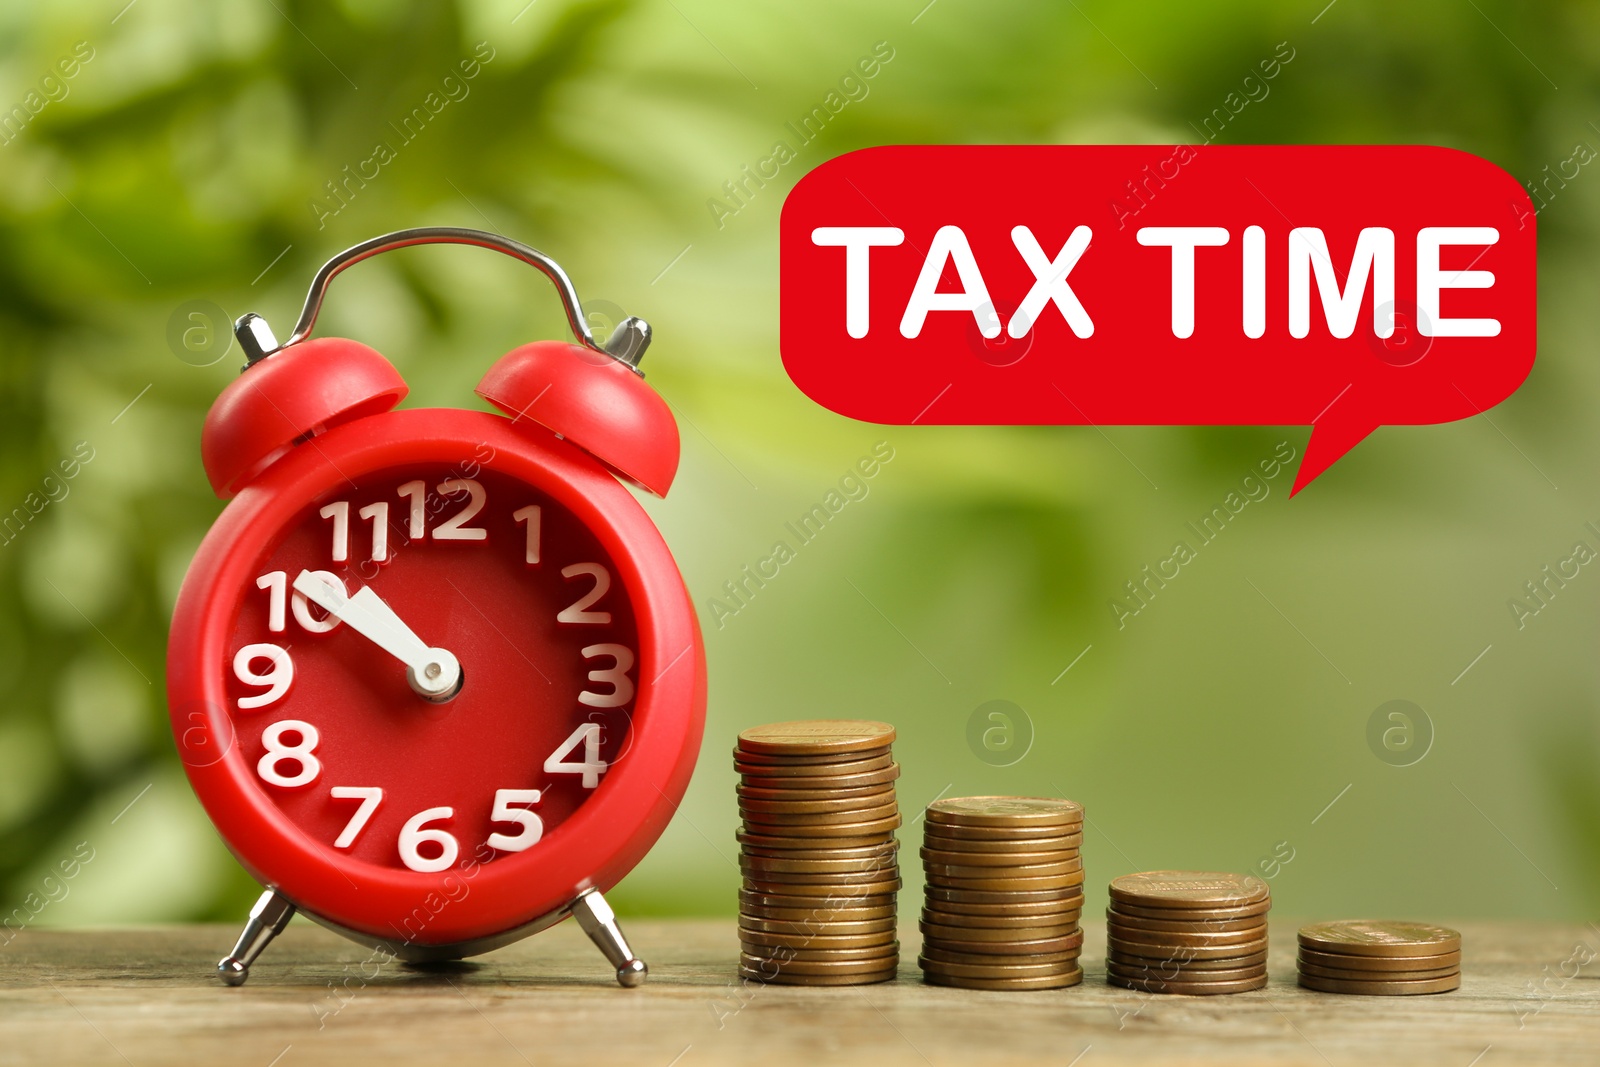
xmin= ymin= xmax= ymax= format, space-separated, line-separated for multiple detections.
xmin=918 ymin=797 xmax=1086 ymax=990
xmin=735 ymin=720 xmax=901 ymax=985
xmin=1297 ymin=921 xmax=1462 ymax=994
xmin=1105 ymin=871 xmax=1270 ymax=995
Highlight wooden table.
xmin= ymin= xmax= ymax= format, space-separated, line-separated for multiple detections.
xmin=3 ymin=919 xmax=1597 ymax=1065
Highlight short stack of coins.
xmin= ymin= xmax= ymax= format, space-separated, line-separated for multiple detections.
xmin=1105 ymin=871 xmax=1271 ymax=995
xmin=1297 ymin=921 xmax=1462 ymax=995
xmin=735 ymin=720 xmax=901 ymax=985
xmin=918 ymin=796 xmax=1086 ymax=990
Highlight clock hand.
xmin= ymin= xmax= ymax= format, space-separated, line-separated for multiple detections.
xmin=292 ymin=570 xmax=462 ymax=701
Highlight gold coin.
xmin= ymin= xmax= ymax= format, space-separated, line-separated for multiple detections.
xmin=737 ymin=720 xmax=896 ymax=756
xmin=738 ymin=782 xmax=896 ymax=801
xmin=738 ymin=830 xmax=897 ymax=851
xmin=1109 ymin=898 xmax=1270 ymax=922
xmin=1108 ymin=959 xmax=1268 ymax=982
xmin=922 ymin=831 xmax=1083 ymax=854
xmin=1108 ymin=948 xmax=1268 ymax=971
xmin=742 ymin=802 xmax=899 ymax=828
xmin=920 ymin=944 xmax=1081 ymax=967
xmin=739 ymin=965 xmax=897 ymax=985
xmin=744 ymin=874 xmax=901 ymax=894
xmin=739 ymin=901 xmax=897 ymax=922
xmin=923 ymin=857 xmax=1082 ymax=879
xmin=741 ymin=813 xmax=903 ymax=838
xmin=1106 ymin=907 xmax=1265 ymax=934
xmin=1107 ymin=936 xmax=1269 ymax=961
xmin=919 ymin=846 xmax=1081 ymax=867
xmin=741 ymin=942 xmax=900 ymax=961
xmin=927 ymin=893 xmax=1082 ymax=915
xmin=927 ymin=796 xmax=1084 ymax=828
xmin=739 ymin=765 xmax=902 ymax=791
xmin=921 ymin=907 xmax=1082 ymax=929
xmin=1296 ymin=920 xmax=1461 ymax=958
xmin=742 ymin=877 xmax=902 ymax=898
xmin=922 ymin=923 xmax=1082 ymax=947
xmin=926 ymin=885 xmax=1084 ymax=906
xmin=926 ymin=913 xmax=1083 ymax=933
xmin=740 ymin=887 xmax=897 ymax=909
xmin=918 ymin=956 xmax=1078 ymax=980
xmin=740 ymin=915 xmax=898 ymax=937
xmin=740 ymin=928 xmax=898 ymax=949
xmin=1296 ymin=947 xmax=1461 ymax=972
xmin=929 ymin=871 xmax=1085 ymax=892
xmin=922 ymin=967 xmax=1082 ymax=990
xmin=741 ymin=854 xmax=899 ymax=875
xmin=1106 ymin=958 xmax=1266 ymax=983
xmin=919 ymin=919 xmax=1080 ymax=944
xmin=739 ymin=841 xmax=900 ymax=861
xmin=739 ymin=883 xmax=902 ymax=902
xmin=1297 ymin=972 xmax=1460 ymax=995
xmin=735 ymin=760 xmax=896 ymax=780
xmin=1296 ymin=958 xmax=1459 ymax=982
xmin=1109 ymin=871 xmax=1270 ymax=910
xmin=1107 ymin=947 xmax=1267 ymax=972
xmin=740 ymin=952 xmax=900 ymax=975
xmin=737 ymin=757 xmax=898 ymax=776
xmin=1109 ymin=971 xmax=1268 ymax=995
xmin=744 ymin=868 xmax=902 ymax=888
xmin=923 ymin=822 xmax=1083 ymax=842
xmin=740 ymin=791 xmax=897 ymax=816
xmin=922 ymin=934 xmax=1084 ymax=958
xmin=734 ymin=745 xmax=891 ymax=767
xmin=744 ymin=867 xmax=902 ymax=888
xmin=1106 ymin=920 xmax=1266 ymax=948
xmin=742 ymin=942 xmax=899 ymax=963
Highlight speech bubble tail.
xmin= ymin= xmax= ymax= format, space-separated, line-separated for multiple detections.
xmin=1291 ymin=418 xmax=1379 ymax=496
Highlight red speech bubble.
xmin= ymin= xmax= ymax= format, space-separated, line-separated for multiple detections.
xmin=779 ymin=145 xmax=1536 ymax=494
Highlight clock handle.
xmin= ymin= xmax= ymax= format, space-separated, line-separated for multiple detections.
xmin=235 ymin=226 xmax=651 ymax=371
xmin=570 ymin=887 xmax=648 ymax=988
xmin=216 ymin=888 xmax=297 ymax=986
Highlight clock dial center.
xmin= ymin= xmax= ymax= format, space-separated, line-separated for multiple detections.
xmin=291 ymin=568 xmax=464 ymax=702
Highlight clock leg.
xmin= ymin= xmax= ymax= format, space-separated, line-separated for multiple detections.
xmin=570 ymin=888 xmax=648 ymax=988
xmin=216 ymin=888 xmax=297 ymax=986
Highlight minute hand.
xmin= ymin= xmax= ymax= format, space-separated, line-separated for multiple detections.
xmin=292 ymin=570 xmax=461 ymax=701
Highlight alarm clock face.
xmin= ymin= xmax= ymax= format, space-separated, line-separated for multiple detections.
xmin=222 ymin=461 xmax=638 ymax=878
xmin=172 ymin=410 xmax=704 ymax=947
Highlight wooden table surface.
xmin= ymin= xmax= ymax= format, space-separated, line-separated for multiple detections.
xmin=3 ymin=919 xmax=1597 ymax=1066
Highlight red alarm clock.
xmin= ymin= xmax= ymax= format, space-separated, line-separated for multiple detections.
xmin=167 ymin=228 xmax=706 ymax=986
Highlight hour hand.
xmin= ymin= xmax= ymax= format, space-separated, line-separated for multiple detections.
xmin=292 ymin=570 xmax=462 ymax=701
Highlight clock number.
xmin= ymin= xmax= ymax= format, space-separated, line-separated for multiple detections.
xmin=233 ymin=643 xmax=294 ymax=709
xmin=291 ymin=569 xmax=344 ymax=633
xmin=579 ymin=644 xmax=634 ymax=708
xmin=486 ymin=789 xmax=544 ymax=852
xmin=330 ymin=786 xmax=383 ymax=848
xmin=544 ymin=722 xmax=607 ymax=788
xmin=397 ymin=479 xmax=426 ymax=540
xmin=512 ymin=505 xmax=541 ymax=565
xmin=558 ymin=563 xmax=613 ymax=624
xmin=433 ymin=479 xmax=487 ymax=541
xmin=320 ymin=500 xmax=350 ymax=562
xmin=256 ymin=572 xmax=287 ymax=632
xmin=258 ymin=720 xmax=321 ymax=787
xmin=257 ymin=570 xmax=344 ymax=633
xmin=398 ymin=807 xmax=459 ymax=872
xmin=358 ymin=502 xmax=390 ymax=563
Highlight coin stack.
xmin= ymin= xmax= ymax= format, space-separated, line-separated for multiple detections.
xmin=1297 ymin=921 xmax=1462 ymax=994
xmin=1105 ymin=871 xmax=1271 ymax=995
xmin=918 ymin=796 xmax=1086 ymax=990
xmin=735 ymin=720 xmax=902 ymax=985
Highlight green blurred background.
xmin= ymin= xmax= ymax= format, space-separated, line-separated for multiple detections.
xmin=2 ymin=0 xmax=1598 ymax=933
